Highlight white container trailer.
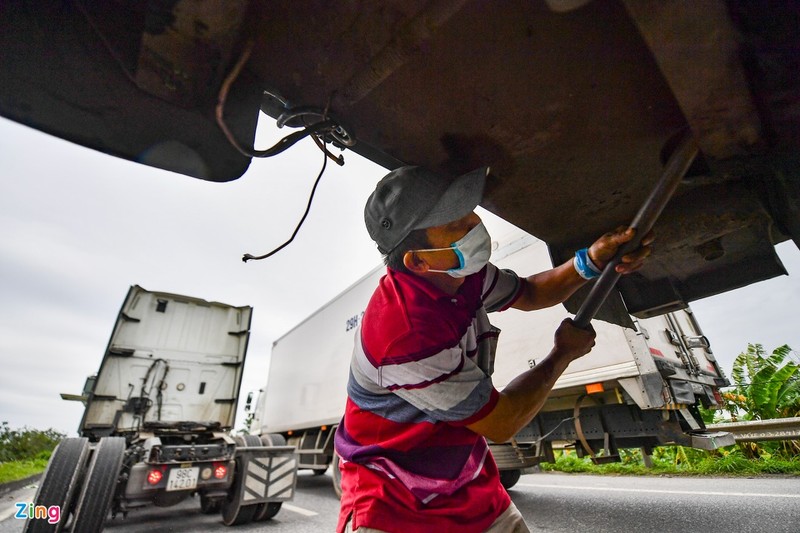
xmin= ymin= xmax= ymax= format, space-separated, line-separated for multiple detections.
xmin=250 ymin=226 xmax=733 ymax=492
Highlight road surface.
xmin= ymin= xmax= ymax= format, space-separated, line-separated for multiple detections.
xmin=2 ymin=471 xmax=798 ymax=532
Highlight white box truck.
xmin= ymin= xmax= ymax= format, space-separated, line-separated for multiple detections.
xmin=26 ymin=286 xmax=296 ymax=533
xmin=248 ymin=225 xmax=733 ymax=494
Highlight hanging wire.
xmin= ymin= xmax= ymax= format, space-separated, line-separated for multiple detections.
xmin=215 ymin=41 xmax=349 ymax=161
xmin=242 ymin=147 xmax=329 ymax=262
xmin=533 ymin=416 xmax=577 ymax=445
xmin=72 ymin=6 xmax=349 ymax=263
xmin=211 ymin=42 xmax=353 ymax=262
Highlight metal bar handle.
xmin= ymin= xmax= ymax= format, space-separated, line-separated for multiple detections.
xmin=573 ymin=137 xmax=700 ymax=329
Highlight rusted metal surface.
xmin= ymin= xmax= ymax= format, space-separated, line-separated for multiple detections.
xmin=134 ymin=0 xmax=249 ymax=108
xmin=621 ymin=0 xmax=763 ymax=159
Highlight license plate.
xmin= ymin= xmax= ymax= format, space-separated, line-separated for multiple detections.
xmin=166 ymin=467 xmax=199 ymax=491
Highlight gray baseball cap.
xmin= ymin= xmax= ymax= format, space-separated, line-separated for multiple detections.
xmin=364 ymin=166 xmax=489 ymax=254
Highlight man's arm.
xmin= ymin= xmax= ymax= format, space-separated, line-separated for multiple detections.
xmin=468 ymin=227 xmax=653 ymax=442
xmin=466 ymin=318 xmax=596 ymax=443
xmin=511 ymin=227 xmax=652 ymax=311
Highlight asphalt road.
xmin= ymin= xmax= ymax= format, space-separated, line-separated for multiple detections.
xmin=2 ymin=471 xmax=799 ymax=532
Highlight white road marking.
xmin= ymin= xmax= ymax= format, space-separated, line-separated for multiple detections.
xmin=283 ymin=503 xmax=319 ymax=516
xmin=517 ymin=482 xmax=800 ymax=499
xmin=0 ymin=506 xmax=19 ymax=522
xmin=0 ymin=486 xmax=37 ymax=523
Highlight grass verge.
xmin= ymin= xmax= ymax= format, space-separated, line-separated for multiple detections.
xmin=540 ymin=448 xmax=800 ymax=476
xmin=0 ymin=457 xmax=49 ymax=485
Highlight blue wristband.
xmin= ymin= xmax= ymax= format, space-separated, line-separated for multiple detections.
xmin=574 ymin=248 xmax=602 ymax=280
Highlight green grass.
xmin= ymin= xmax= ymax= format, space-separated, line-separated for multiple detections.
xmin=0 ymin=456 xmax=49 ymax=484
xmin=540 ymin=448 xmax=800 ymax=477
xmin=3 ymin=447 xmax=798 ymax=486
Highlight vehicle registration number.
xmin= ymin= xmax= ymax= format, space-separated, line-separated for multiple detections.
xmin=166 ymin=467 xmax=199 ymax=491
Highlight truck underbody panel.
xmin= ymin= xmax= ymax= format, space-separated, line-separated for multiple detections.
xmin=1 ymin=1 xmax=798 ymax=325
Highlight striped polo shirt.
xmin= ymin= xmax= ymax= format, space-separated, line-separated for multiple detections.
xmin=334 ymin=263 xmax=524 ymax=533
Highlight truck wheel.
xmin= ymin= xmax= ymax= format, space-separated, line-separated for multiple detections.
xmin=220 ymin=456 xmax=257 ymax=526
xmin=238 ymin=434 xmax=262 ymax=447
xmin=259 ymin=433 xmax=286 ymax=446
xmin=253 ymin=502 xmax=282 ymax=522
xmin=23 ymin=437 xmax=90 ymax=533
xmin=331 ymin=451 xmax=342 ymax=498
xmin=70 ymin=437 xmax=126 ymax=533
xmin=252 ymin=433 xmax=285 ymax=521
xmin=499 ymin=469 xmax=521 ymax=490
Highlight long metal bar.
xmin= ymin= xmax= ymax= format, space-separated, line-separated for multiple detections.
xmin=574 ymin=137 xmax=700 ymax=328
xmin=707 ymin=417 xmax=800 ymax=443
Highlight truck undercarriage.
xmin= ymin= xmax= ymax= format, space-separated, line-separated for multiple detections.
xmin=1 ymin=0 xmax=798 ymax=326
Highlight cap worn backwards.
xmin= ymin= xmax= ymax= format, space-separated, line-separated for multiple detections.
xmin=364 ymin=166 xmax=489 ymax=254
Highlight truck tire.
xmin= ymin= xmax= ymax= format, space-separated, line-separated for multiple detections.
xmin=499 ymin=469 xmax=521 ymax=490
xmin=220 ymin=455 xmax=257 ymax=526
xmin=69 ymin=437 xmax=126 ymax=533
xmin=253 ymin=502 xmax=282 ymax=522
xmin=252 ymin=433 xmax=284 ymax=521
xmin=23 ymin=437 xmax=90 ymax=533
xmin=331 ymin=451 xmax=342 ymax=498
xmin=259 ymin=433 xmax=286 ymax=447
xmin=238 ymin=434 xmax=262 ymax=447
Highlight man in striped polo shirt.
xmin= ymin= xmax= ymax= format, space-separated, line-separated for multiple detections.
xmin=334 ymin=166 xmax=652 ymax=532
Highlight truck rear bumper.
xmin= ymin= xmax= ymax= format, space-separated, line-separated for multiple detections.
xmin=125 ymin=460 xmax=235 ymax=500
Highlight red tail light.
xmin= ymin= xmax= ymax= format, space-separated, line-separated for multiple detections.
xmin=147 ymin=469 xmax=163 ymax=485
xmin=214 ymin=463 xmax=228 ymax=479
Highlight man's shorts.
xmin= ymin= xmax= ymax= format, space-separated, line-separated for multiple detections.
xmin=343 ymin=501 xmax=531 ymax=532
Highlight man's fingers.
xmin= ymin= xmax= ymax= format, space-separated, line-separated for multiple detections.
xmin=621 ymin=244 xmax=652 ymax=263
xmin=616 ymin=249 xmax=651 ymax=272
xmin=640 ymin=230 xmax=655 ymax=247
xmin=608 ymin=226 xmax=635 ymax=244
xmin=590 ymin=226 xmax=655 ymax=274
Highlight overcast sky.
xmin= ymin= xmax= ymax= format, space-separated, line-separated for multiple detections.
xmin=1 ymin=115 xmax=799 ymax=436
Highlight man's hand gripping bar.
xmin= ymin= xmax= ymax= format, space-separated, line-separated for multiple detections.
xmin=573 ymin=136 xmax=700 ymax=329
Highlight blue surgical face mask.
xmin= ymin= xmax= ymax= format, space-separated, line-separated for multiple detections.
xmin=416 ymin=222 xmax=492 ymax=278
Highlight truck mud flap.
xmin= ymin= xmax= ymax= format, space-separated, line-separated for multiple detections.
xmin=222 ymin=437 xmax=297 ymax=526
xmin=236 ymin=445 xmax=297 ymax=505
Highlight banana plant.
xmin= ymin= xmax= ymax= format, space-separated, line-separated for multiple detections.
xmin=728 ymin=344 xmax=799 ymax=421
